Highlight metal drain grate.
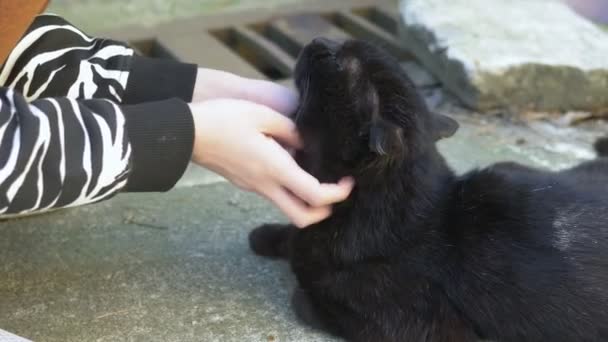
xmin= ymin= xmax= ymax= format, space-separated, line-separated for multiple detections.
xmin=102 ymin=0 xmax=438 ymax=89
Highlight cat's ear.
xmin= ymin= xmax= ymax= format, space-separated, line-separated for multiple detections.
xmin=369 ymin=118 xmax=405 ymax=156
xmin=430 ymin=112 xmax=459 ymax=140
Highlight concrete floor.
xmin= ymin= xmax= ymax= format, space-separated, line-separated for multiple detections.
xmin=3 ymin=1 xmax=608 ymax=341
xmin=0 ymin=183 xmax=335 ymax=342
xmin=1 ymin=96 xmax=606 ymax=341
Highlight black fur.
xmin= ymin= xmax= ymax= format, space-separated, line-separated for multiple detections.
xmin=249 ymin=39 xmax=608 ymax=342
xmin=595 ymin=137 xmax=608 ymax=157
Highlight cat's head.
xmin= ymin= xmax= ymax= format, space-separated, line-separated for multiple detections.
xmin=293 ymin=38 xmax=458 ymax=182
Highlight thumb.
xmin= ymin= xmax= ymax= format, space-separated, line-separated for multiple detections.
xmin=252 ymin=103 xmax=303 ymax=149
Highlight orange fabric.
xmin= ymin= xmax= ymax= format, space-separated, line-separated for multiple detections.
xmin=0 ymin=0 xmax=49 ymax=64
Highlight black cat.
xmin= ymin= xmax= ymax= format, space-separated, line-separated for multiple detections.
xmin=249 ymin=38 xmax=608 ymax=342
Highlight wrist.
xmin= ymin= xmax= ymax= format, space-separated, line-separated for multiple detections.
xmin=123 ymin=98 xmax=194 ymax=192
xmin=189 ymin=101 xmax=216 ymax=168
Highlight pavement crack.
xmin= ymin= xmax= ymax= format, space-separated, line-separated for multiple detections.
xmin=125 ymin=219 xmax=168 ymax=230
xmin=94 ymin=308 xmax=133 ymax=320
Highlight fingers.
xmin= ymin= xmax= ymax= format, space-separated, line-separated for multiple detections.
xmin=249 ymin=136 xmax=353 ymax=228
xmin=192 ymin=68 xmax=243 ymax=102
xmin=266 ymin=187 xmax=332 ymax=228
xmin=250 ymin=104 xmax=354 ymax=209
xmin=275 ymin=156 xmax=355 ymax=207
xmin=193 ymin=69 xmax=299 ymax=116
xmin=250 ymin=104 xmax=303 ymax=149
xmin=240 ymin=77 xmax=299 ymax=115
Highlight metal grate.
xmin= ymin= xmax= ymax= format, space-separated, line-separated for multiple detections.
xmin=101 ymin=0 xmax=438 ymax=88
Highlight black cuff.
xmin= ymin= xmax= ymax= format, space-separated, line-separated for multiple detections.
xmin=123 ymin=55 xmax=197 ymax=104
xmin=121 ymin=98 xmax=194 ymax=192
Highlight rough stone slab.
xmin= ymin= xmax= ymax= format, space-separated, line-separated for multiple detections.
xmin=0 ymin=184 xmax=338 ymax=342
xmin=1 ymin=109 xmax=605 ymax=341
xmin=399 ymin=0 xmax=608 ymax=112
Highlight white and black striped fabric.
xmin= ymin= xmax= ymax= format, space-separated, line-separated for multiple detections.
xmin=0 ymin=15 xmax=197 ymax=218
xmin=0 ymin=15 xmax=133 ymax=103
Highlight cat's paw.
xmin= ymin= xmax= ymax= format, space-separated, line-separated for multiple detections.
xmin=248 ymin=223 xmax=291 ymax=258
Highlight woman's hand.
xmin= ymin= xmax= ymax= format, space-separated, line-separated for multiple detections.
xmin=189 ymin=99 xmax=354 ymax=228
xmin=192 ymin=68 xmax=298 ymax=115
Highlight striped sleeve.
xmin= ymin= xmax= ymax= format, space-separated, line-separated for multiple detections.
xmin=0 ymin=15 xmax=196 ymax=218
xmin=0 ymin=89 xmax=130 ymax=217
xmin=0 ymin=14 xmax=198 ymax=104
xmin=0 ymin=14 xmax=133 ymax=103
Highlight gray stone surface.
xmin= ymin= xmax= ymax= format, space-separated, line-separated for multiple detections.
xmin=399 ymin=0 xmax=608 ymax=111
xmin=176 ymin=163 xmax=225 ymax=188
xmin=1 ymin=100 xmax=606 ymax=341
xmin=4 ymin=1 xmax=604 ymax=341
xmin=0 ymin=184 xmax=337 ymax=342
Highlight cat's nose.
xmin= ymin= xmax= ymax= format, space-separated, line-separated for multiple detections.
xmin=312 ymin=37 xmax=340 ymax=51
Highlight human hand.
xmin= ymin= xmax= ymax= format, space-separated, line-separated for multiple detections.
xmin=192 ymin=68 xmax=298 ymax=115
xmin=188 ymin=99 xmax=354 ymax=228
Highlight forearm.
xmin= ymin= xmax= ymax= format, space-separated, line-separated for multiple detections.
xmin=0 ymin=87 xmax=193 ymax=217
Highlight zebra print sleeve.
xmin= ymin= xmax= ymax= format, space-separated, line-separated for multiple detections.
xmin=0 ymin=87 xmax=193 ymax=217
xmin=0 ymin=15 xmax=196 ymax=217
xmin=0 ymin=14 xmax=197 ymax=104
xmin=0 ymin=89 xmax=130 ymax=216
xmin=0 ymin=14 xmax=133 ymax=103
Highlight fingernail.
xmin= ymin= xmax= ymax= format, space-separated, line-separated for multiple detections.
xmin=341 ymin=176 xmax=355 ymax=187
